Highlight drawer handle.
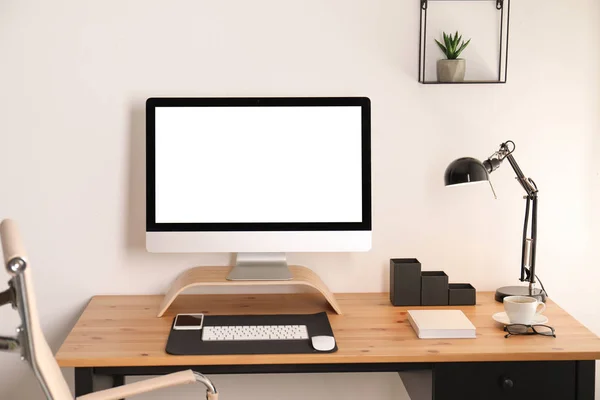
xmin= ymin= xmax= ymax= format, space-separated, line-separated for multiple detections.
xmin=501 ymin=377 xmax=514 ymax=390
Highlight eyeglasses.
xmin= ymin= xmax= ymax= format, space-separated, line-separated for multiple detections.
xmin=504 ymin=324 xmax=556 ymax=338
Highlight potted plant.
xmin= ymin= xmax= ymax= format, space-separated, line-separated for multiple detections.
xmin=435 ymin=31 xmax=471 ymax=82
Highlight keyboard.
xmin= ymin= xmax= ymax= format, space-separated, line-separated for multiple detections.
xmin=201 ymin=324 xmax=309 ymax=341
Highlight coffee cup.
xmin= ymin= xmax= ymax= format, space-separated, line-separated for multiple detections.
xmin=503 ymin=295 xmax=546 ymax=325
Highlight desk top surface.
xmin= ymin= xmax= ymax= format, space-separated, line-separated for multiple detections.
xmin=55 ymin=292 xmax=600 ymax=367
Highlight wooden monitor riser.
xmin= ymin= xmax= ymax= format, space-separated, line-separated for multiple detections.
xmin=158 ymin=265 xmax=342 ymax=317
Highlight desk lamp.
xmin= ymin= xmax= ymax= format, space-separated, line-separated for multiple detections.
xmin=444 ymin=140 xmax=547 ymax=303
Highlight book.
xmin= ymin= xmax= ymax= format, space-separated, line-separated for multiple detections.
xmin=407 ymin=310 xmax=476 ymax=339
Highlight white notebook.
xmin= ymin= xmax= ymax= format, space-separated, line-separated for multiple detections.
xmin=407 ymin=310 xmax=476 ymax=339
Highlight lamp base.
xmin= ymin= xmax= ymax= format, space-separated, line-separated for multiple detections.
xmin=495 ymin=286 xmax=547 ymax=303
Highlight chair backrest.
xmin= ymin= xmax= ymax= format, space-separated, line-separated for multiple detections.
xmin=1 ymin=219 xmax=73 ymax=400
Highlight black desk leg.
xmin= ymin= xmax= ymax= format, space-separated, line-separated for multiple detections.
xmin=74 ymin=367 xmax=94 ymax=397
xmin=112 ymin=374 xmax=125 ymax=400
xmin=576 ymin=360 xmax=595 ymax=400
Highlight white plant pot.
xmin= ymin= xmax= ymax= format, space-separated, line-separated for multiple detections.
xmin=437 ymin=59 xmax=466 ymax=83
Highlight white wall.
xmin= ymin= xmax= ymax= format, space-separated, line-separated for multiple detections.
xmin=0 ymin=0 xmax=598 ymax=399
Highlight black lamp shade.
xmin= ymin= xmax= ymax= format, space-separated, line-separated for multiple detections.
xmin=444 ymin=157 xmax=489 ymax=186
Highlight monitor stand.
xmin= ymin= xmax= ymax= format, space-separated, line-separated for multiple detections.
xmin=157 ymin=265 xmax=342 ymax=317
xmin=226 ymin=253 xmax=293 ymax=281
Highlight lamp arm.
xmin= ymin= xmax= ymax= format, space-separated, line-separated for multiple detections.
xmin=530 ymin=196 xmax=538 ymax=289
xmin=504 ymin=152 xmax=538 ymax=197
xmin=484 ymin=141 xmax=538 ymax=197
xmin=504 ymin=152 xmax=538 ymax=288
xmin=487 ymin=141 xmax=540 ymax=290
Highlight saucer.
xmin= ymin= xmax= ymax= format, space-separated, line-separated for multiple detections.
xmin=492 ymin=311 xmax=548 ymax=325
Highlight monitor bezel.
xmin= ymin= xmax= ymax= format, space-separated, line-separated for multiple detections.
xmin=146 ymin=97 xmax=371 ymax=232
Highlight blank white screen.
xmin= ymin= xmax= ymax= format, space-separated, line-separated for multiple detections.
xmin=154 ymin=106 xmax=363 ymax=223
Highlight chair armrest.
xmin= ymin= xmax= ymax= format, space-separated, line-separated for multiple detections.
xmin=0 ymin=219 xmax=27 ymax=269
xmin=76 ymin=370 xmax=218 ymax=400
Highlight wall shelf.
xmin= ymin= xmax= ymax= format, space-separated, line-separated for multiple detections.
xmin=420 ymin=80 xmax=506 ymax=85
xmin=418 ymin=0 xmax=511 ymax=84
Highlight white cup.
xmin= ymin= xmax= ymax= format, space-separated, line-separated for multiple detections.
xmin=503 ymin=296 xmax=546 ymax=325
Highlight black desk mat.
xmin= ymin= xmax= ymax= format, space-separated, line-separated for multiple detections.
xmin=166 ymin=312 xmax=337 ymax=355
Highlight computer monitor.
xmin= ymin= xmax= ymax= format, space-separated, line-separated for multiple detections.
xmin=146 ymin=97 xmax=371 ymax=280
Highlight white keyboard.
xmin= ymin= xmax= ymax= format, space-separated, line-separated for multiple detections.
xmin=201 ymin=325 xmax=309 ymax=341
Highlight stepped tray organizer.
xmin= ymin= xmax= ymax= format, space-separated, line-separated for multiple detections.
xmin=389 ymin=258 xmax=476 ymax=306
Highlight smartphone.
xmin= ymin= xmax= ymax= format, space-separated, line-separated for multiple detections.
xmin=173 ymin=314 xmax=204 ymax=330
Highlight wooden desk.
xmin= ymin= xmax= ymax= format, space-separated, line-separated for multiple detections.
xmin=57 ymin=293 xmax=600 ymax=399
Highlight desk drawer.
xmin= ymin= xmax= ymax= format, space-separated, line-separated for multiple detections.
xmin=433 ymin=361 xmax=576 ymax=400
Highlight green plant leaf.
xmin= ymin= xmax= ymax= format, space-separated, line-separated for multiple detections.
xmin=437 ymin=31 xmax=472 ymax=59
xmin=453 ymin=32 xmax=460 ymax=54
xmin=443 ymin=32 xmax=452 ymax=52
xmin=435 ymin=39 xmax=448 ymax=57
xmin=454 ymin=38 xmax=471 ymax=58
xmin=438 ymin=31 xmax=473 ymax=59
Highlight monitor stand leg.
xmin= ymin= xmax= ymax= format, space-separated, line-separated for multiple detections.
xmin=226 ymin=253 xmax=293 ymax=281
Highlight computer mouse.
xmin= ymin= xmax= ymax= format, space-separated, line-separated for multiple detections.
xmin=311 ymin=335 xmax=336 ymax=352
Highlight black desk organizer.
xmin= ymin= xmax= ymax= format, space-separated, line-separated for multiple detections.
xmin=390 ymin=258 xmax=476 ymax=306
xmin=166 ymin=312 xmax=337 ymax=355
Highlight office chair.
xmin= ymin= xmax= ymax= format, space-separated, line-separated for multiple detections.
xmin=0 ymin=219 xmax=219 ymax=400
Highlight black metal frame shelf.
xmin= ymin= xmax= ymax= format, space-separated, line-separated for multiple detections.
xmin=418 ymin=0 xmax=511 ymax=84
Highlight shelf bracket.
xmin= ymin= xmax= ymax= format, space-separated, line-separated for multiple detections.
xmin=421 ymin=0 xmax=427 ymax=11
xmin=496 ymin=0 xmax=504 ymax=10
